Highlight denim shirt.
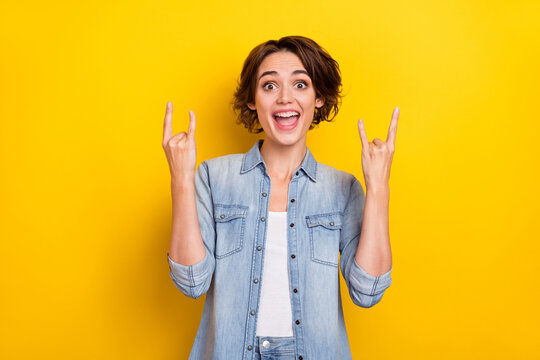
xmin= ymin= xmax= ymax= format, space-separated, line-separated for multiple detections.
xmin=167 ymin=139 xmax=393 ymax=360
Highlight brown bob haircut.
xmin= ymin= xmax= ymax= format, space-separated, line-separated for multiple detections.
xmin=232 ymin=35 xmax=343 ymax=133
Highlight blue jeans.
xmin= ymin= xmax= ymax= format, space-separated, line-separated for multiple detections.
xmin=254 ymin=336 xmax=296 ymax=359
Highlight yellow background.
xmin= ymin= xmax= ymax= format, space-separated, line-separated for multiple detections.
xmin=1 ymin=0 xmax=539 ymax=359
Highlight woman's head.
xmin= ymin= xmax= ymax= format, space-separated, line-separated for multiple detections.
xmin=232 ymin=36 xmax=343 ymax=137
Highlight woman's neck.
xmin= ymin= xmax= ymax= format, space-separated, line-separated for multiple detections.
xmin=260 ymin=138 xmax=307 ymax=182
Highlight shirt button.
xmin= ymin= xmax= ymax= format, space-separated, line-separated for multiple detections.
xmin=262 ymin=340 xmax=270 ymax=348
xmin=247 ymin=345 xmax=253 ymax=351
xmin=262 ymin=192 xmax=267 ymax=197
xmin=290 ymin=199 xmax=295 ymax=203
xmin=257 ymin=246 xmax=262 ymax=251
xmin=261 ymin=217 xmax=266 ymax=222
xmin=330 ymin=221 xmax=335 ymax=226
xmin=290 ymin=223 xmax=294 ymax=227
xmin=296 ymin=171 xmax=299 ymax=176
xmin=253 ymin=278 xmax=259 ymax=284
xmin=299 ymin=356 xmax=303 ymax=360
xmin=293 ymin=288 xmax=298 ymax=293
xmin=296 ymin=320 xmax=300 ymax=325
xmin=291 ymin=254 xmax=295 ymax=259
xmin=220 ymin=214 xmax=225 ymax=219
xmin=251 ymin=310 xmax=255 ymax=315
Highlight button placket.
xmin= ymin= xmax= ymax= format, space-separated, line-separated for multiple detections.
xmin=245 ymin=178 xmax=271 ymax=359
xmin=287 ymin=173 xmax=305 ymax=357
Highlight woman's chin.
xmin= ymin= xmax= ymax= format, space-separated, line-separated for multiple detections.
xmin=267 ymin=129 xmax=308 ymax=147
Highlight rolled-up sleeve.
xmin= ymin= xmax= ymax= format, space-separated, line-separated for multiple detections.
xmin=167 ymin=249 xmax=214 ymax=299
xmin=167 ymin=160 xmax=216 ymax=299
xmin=339 ymin=175 xmax=393 ymax=308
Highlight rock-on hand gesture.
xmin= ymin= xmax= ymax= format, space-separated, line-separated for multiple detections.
xmin=162 ymin=101 xmax=197 ymax=181
xmin=357 ymin=107 xmax=399 ymax=190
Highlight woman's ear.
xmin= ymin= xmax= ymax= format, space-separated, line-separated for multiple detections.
xmin=247 ymin=102 xmax=256 ymax=111
xmin=315 ymin=97 xmax=325 ymax=109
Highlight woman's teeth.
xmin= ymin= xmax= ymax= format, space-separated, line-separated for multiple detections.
xmin=273 ymin=112 xmax=300 ymax=126
xmin=275 ymin=111 xmax=299 ymax=117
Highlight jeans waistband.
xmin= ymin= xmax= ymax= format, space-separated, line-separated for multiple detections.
xmin=254 ymin=335 xmax=296 ymax=355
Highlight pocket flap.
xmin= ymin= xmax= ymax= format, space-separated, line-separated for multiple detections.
xmin=214 ymin=204 xmax=248 ymax=222
xmin=305 ymin=212 xmax=343 ymax=229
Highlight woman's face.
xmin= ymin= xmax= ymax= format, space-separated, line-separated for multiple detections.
xmin=247 ymin=50 xmax=324 ymax=147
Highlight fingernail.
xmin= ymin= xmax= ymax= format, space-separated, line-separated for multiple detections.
xmin=395 ymin=106 xmax=399 ymax=112
xmin=167 ymin=101 xmax=171 ymax=107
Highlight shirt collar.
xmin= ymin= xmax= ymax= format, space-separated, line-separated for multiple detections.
xmin=241 ymin=139 xmax=317 ymax=182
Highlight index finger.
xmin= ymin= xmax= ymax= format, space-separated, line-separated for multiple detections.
xmin=385 ymin=107 xmax=399 ymax=147
xmin=187 ymin=110 xmax=196 ymax=138
xmin=163 ymin=101 xmax=173 ymax=145
xmin=357 ymin=119 xmax=369 ymax=151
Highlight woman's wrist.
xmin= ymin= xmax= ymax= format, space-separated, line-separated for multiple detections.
xmin=171 ymin=175 xmax=195 ymax=190
xmin=366 ymin=183 xmax=390 ymax=198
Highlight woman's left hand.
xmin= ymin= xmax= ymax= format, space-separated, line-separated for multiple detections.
xmin=357 ymin=107 xmax=399 ymax=191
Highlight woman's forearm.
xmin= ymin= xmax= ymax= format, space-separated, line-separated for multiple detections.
xmin=168 ymin=176 xmax=206 ymax=266
xmin=354 ymin=184 xmax=393 ymax=277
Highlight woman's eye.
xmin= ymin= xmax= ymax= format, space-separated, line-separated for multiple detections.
xmin=262 ymin=81 xmax=307 ymax=90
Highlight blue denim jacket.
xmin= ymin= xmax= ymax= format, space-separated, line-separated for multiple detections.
xmin=167 ymin=139 xmax=393 ymax=359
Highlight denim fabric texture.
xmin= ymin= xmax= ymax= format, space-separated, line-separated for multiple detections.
xmin=167 ymin=139 xmax=393 ymax=360
xmin=254 ymin=336 xmax=296 ymax=360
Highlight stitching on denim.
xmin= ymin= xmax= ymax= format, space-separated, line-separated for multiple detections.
xmin=306 ymin=213 xmax=342 ymax=267
xmin=261 ymin=350 xmax=296 ymax=355
xmin=243 ymin=176 xmax=267 ymax=360
xmin=309 ymin=228 xmax=339 ymax=266
xmin=188 ymin=264 xmax=195 ymax=298
xmin=371 ymin=276 xmax=380 ymax=296
xmin=289 ymin=177 xmax=305 ymax=358
xmin=213 ymin=204 xmax=248 ymax=259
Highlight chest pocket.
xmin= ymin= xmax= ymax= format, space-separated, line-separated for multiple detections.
xmin=213 ymin=204 xmax=248 ymax=259
xmin=305 ymin=212 xmax=343 ymax=267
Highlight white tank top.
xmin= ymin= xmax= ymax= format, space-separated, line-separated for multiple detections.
xmin=255 ymin=211 xmax=294 ymax=336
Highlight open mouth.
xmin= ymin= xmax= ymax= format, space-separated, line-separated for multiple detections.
xmin=272 ymin=112 xmax=300 ymax=131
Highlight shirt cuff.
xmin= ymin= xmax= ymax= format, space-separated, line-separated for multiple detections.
xmin=350 ymin=257 xmax=393 ymax=296
xmin=167 ymin=250 xmax=211 ymax=287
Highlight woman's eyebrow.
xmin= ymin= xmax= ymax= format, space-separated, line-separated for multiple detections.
xmin=258 ymin=69 xmax=309 ymax=80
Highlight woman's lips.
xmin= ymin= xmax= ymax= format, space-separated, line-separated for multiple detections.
xmin=273 ymin=114 xmax=300 ymax=131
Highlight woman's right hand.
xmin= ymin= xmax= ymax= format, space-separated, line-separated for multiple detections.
xmin=162 ymin=101 xmax=197 ymax=182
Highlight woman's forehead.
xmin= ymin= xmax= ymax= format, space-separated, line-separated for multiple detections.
xmin=257 ymin=51 xmax=307 ymax=78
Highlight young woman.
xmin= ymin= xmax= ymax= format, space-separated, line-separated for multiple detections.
xmin=162 ymin=36 xmax=398 ymax=360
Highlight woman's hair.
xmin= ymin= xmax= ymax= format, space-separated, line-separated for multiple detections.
xmin=232 ymin=35 xmax=343 ymax=133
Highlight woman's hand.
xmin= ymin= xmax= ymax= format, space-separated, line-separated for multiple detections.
xmin=357 ymin=107 xmax=399 ymax=191
xmin=162 ymin=101 xmax=197 ymax=182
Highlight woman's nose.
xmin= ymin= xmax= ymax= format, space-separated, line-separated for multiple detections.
xmin=277 ymin=86 xmax=293 ymax=104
